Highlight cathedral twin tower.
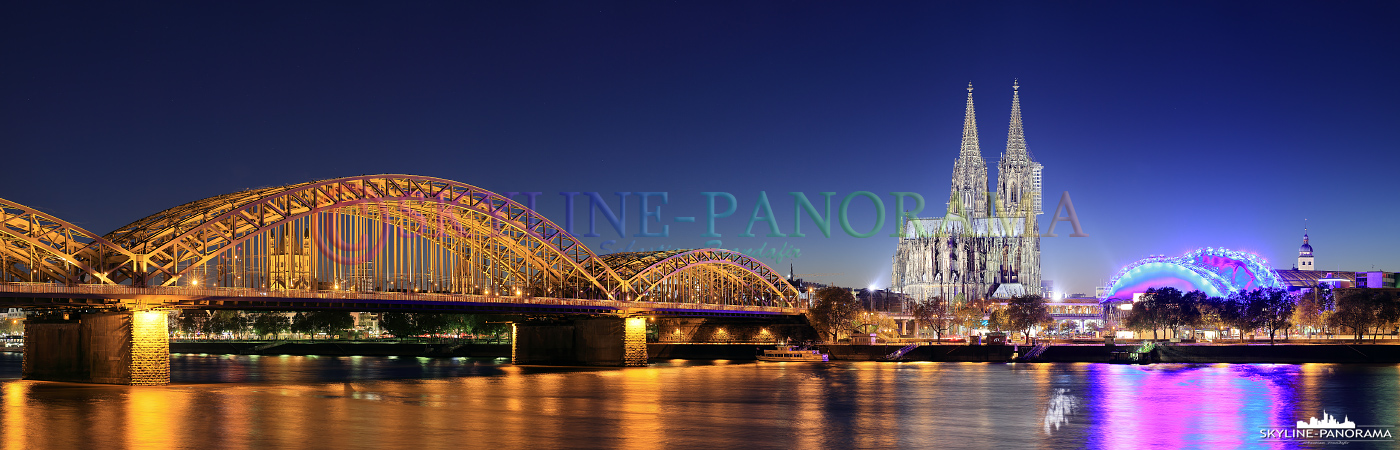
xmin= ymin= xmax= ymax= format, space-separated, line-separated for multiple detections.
xmin=952 ymin=81 xmax=1042 ymax=220
xmin=892 ymin=81 xmax=1043 ymax=303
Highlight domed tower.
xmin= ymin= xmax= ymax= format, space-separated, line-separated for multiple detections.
xmin=1298 ymin=229 xmax=1315 ymax=270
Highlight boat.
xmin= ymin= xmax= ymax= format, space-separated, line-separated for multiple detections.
xmin=757 ymin=345 xmax=829 ymax=362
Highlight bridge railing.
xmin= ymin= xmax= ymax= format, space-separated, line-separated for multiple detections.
xmin=0 ymin=282 xmax=804 ymax=314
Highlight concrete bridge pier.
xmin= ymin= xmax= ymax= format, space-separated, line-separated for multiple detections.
xmin=511 ymin=316 xmax=647 ymax=366
xmin=23 ymin=310 xmax=170 ymax=385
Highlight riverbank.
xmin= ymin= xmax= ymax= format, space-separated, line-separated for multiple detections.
xmin=651 ymin=343 xmax=1400 ymax=364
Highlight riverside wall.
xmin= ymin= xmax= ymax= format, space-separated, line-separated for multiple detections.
xmin=165 ymin=341 xmax=1400 ymax=364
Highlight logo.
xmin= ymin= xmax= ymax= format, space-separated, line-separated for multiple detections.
xmin=1260 ymin=409 xmax=1394 ymax=443
xmin=1297 ymin=410 xmax=1355 ymax=429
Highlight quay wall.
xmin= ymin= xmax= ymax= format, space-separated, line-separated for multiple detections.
xmin=165 ymin=342 xmax=1400 ymax=364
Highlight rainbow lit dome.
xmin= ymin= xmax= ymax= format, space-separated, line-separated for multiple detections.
xmin=1103 ymin=247 xmax=1283 ymax=299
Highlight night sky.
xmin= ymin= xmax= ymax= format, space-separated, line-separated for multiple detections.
xmin=3 ymin=2 xmax=1397 ymax=294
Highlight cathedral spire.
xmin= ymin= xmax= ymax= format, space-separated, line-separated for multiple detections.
xmin=995 ymin=79 xmax=1043 ymax=216
xmin=1004 ymin=79 xmax=1027 ymax=159
xmin=951 ymin=82 xmax=989 ymax=218
xmin=960 ymin=82 xmax=981 ymax=157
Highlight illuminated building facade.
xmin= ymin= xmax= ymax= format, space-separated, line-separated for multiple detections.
xmin=892 ymin=82 xmax=1042 ymax=303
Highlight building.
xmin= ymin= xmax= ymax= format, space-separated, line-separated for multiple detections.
xmin=1045 ymin=297 xmax=1104 ymax=335
xmin=1103 ymin=231 xmax=1390 ymax=300
xmin=1276 ymin=229 xmax=1353 ymax=290
xmin=1354 ymin=271 xmax=1397 ymax=289
xmin=892 ymin=81 xmax=1042 ymax=304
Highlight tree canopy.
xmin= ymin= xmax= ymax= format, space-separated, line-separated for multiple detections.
xmin=1005 ymin=294 xmax=1052 ymax=343
xmin=806 ymin=286 xmax=860 ymax=342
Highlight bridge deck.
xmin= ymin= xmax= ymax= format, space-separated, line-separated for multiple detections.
xmin=0 ymin=283 xmax=804 ymax=316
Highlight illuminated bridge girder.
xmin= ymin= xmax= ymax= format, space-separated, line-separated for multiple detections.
xmin=0 ymin=175 xmax=801 ymax=314
xmin=96 ymin=176 xmax=625 ymax=302
xmin=1 ymin=197 xmax=135 ymax=285
xmin=604 ymin=249 xmax=800 ymax=308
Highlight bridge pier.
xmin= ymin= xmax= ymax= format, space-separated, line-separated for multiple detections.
xmin=512 ymin=316 xmax=647 ymax=366
xmin=23 ymin=310 xmax=170 ymax=385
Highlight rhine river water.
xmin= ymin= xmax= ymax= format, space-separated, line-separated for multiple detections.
xmin=0 ymin=352 xmax=1396 ymax=449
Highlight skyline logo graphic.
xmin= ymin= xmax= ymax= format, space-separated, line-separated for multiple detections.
xmin=1260 ymin=408 xmax=1393 ymax=443
xmin=1297 ymin=410 xmax=1356 ymax=429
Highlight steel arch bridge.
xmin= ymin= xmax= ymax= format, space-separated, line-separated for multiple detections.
xmin=0 ymin=175 xmax=800 ymax=316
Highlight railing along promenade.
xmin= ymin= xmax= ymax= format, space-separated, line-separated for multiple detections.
xmin=0 ymin=281 xmax=804 ymax=315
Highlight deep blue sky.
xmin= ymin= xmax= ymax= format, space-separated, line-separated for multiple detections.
xmin=3 ymin=2 xmax=1397 ymax=294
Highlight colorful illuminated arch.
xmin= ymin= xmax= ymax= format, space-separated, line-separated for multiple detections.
xmin=1104 ymin=247 xmax=1282 ymax=299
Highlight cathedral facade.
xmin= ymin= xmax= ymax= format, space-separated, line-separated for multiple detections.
xmin=891 ymin=82 xmax=1042 ymax=303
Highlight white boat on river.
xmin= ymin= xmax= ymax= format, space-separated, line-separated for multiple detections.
xmin=757 ymin=345 xmax=829 ymax=362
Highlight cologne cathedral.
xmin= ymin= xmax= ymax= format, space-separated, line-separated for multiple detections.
xmin=891 ymin=81 xmax=1042 ymax=303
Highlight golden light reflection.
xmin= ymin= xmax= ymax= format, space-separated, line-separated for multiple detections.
xmin=126 ymin=387 xmax=177 ymax=449
xmin=618 ymin=368 xmax=663 ymax=450
xmin=795 ymin=365 xmax=825 ymax=450
xmin=3 ymin=382 xmax=29 ymax=450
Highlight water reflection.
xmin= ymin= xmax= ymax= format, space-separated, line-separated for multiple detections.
xmin=0 ymin=353 xmax=1396 ymax=449
xmin=1044 ymin=388 xmax=1077 ymax=434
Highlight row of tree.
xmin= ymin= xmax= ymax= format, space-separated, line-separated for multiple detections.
xmin=907 ymin=295 xmax=1054 ymax=343
xmin=172 ymin=310 xmax=513 ymax=340
xmin=1122 ymin=286 xmax=1400 ymax=343
xmin=1123 ymin=287 xmax=1292 ymax=342
xmin=809 ymin=286 xmax=1055 ymax=343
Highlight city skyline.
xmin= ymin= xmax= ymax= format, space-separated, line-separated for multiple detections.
xmin=2 ymin=2 xmax=1397 ymax=294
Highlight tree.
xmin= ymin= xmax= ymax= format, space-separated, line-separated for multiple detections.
xmin=1293 ymin=284 xmax=1334 ymax=338
xmin=1373 ymin=291 xmax=1400 ymax=342
xmin=1175 ymin=290 xmax=1207 ymax=338
xmin=911 ymin=297 xmax=950 ymax=339
xmin=1196 ymin=296 xmax=1230 ymax=340
xmin=443 ymin=314 xmax=482 ymax=336
xmin=1330 ymin=289 xmax=1400 ymax=343
xmin=1122 ymin=288 xmax=1179 ymax=339
xmin=1329 ymin=289 xmax=1377 ymax=343
xmin=1005 ymin=295 xmax=1052 ymax=343
xmin=176 ymin=310 xmax=210 ymax=337
xmin=378 ymin=312 xmax=450 ymax=339
xmin=1223 ymin=289 xmax=1267 ymax=340
xmin=208 ymin=310 xmax=248 ymax=338
xmin=806 ymin=287 xmax=860 ymax=342
xmin=987 ymin=309 xmax=1008 ymax=333
xmin=252 ymin=312 xmax=291 ymax=339
xmin=850 ymin=311 xmax=901 ymax=341
xmin=1255 ymin=287 xmax=1296 ymax=343
xmin=292 ymin=311 xmax=355 ymax=338
xmin=1131 ymin=287 xmax=1200 ymax=339
xmin=1122 ymin=301 xmax=1156 ymax=339
xmin=952 ymin=302 xmax=987 ymax=336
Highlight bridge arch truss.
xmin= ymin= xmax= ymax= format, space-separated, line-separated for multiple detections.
xmin=602 ymin=249 xmax=800 ymax=307
xmin=2 ymin=175 xmax=799 ymax=311
xmin=1 ymin=197 xmax=136 ymax=285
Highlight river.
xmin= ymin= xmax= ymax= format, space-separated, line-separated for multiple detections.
xmin=0 ymin=353 xmax=1395 ymax=449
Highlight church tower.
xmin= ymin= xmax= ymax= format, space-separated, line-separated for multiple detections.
xmin=950 ymin=83 xmax=989 ymax=218
xmin=996 ymin=80 xmax=1043 ymax=217
xmin=1298 ymin=230 xmax=1315 ymax=270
